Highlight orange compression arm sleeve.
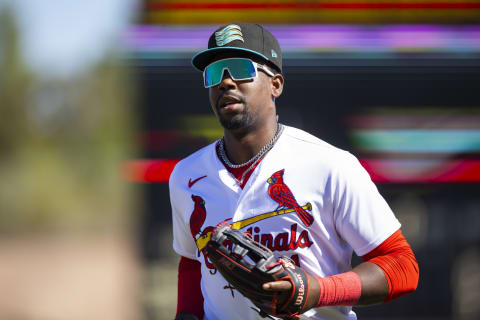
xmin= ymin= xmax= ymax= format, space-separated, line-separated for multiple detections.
xmin=362 ymin=229 xmax=419 ymax=302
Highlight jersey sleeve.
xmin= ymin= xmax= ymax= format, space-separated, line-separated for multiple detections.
xmin=331 ymin=152 xmax=401 ymax=257
xmin=170 ymin=165 xmax=198 ymax=260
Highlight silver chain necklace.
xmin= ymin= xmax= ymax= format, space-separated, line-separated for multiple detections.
xmin=218 ymin=124 xmax=284 ymax=186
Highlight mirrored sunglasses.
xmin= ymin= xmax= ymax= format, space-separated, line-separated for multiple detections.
xmin=203 ymin=58 xmax=274 ymax=88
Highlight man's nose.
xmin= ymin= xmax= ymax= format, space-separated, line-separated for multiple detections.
xmin=218 ymin=69 xmax=237 ymax=90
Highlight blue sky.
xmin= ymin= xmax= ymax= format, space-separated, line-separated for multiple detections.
xmin=1 ymin=0 xmax=138 ymax=79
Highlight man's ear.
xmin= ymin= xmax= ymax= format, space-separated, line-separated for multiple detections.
xmin=270 ymin=73 xmax=284 ymax=99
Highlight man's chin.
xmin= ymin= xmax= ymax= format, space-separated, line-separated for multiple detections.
xmin=219 ymin=116 xmax=249 ymax=130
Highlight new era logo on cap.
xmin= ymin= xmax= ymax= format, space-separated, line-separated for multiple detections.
xmin=215 ymin=24 xmax=244 ymax=46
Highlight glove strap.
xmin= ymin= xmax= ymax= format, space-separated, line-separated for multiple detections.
xmin=277 ymin=258 xmax=309 ymax=316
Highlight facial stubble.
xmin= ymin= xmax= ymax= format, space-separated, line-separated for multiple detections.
xmin=216 ymin=100 xmax=254 ymax=130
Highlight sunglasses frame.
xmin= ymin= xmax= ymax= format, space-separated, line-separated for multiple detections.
xmin=203 ymin=58 xmax=275 ymax=88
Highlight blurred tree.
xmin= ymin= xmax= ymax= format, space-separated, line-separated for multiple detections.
xmin=0 ymin=6 xmax=138 ymax=233
xmin=0 ymin=7 xmax=32 ymax=156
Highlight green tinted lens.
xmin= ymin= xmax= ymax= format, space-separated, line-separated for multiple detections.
xmin=204 ymin=58 xmax=257 ymax=88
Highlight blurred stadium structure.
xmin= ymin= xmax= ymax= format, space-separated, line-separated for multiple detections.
xmin=128 ymin=1 xmax=480 ymax=319
xmin=1 ymin=0 xmax=480 ymax=319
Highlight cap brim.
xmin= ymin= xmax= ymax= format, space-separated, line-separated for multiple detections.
xmin=191 ymin=47 xmax=270 ymax=71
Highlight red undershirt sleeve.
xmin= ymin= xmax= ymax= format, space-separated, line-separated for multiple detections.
xmin=362 ymin=229 xmax=419 ymax=302
xmin=177 ymin=256 xmax=204 ymax=319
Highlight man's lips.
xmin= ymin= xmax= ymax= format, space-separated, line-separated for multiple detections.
xmin=217 ymin=95 xmax=243 ymax=109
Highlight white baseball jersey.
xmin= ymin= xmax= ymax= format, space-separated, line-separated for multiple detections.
xmin=170 ymin=125 xmax=400 ymax=320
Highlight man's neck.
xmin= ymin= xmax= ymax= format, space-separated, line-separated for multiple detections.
xmin=222 ymin=119 xmax=278 ymax=165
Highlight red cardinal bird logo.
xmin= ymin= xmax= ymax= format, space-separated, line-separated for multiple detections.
xmin=267 ymin=169 xmax=314 ymax=227
xmin=190 ymin=195 xmax=207 ymax=238
xmin=189 ymin=195 xmax=217 ymax=272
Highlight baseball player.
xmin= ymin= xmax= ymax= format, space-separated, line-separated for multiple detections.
xmin=170 ymin=23 xmax=419 ymax=320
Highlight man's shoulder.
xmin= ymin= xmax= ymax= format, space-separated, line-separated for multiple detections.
xmin=282 ymin=125 xmax=348 ymax=156
xmin=281 ymin=125 xmax=367 ymax=180
xmin=169 ymin=141 xmax=218 ymax=184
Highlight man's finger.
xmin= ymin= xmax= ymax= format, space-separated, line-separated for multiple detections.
xmin=262 ymin=280 xmax=292 ymax=291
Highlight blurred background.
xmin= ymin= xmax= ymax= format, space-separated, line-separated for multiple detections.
xmin=1 ymin=0 xmax=479 ymax=319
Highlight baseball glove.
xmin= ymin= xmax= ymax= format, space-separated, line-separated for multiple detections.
xmin=205 ymin=222 xmax=311 ymax=319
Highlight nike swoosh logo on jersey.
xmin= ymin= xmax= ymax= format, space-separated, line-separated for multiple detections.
xmin=188 ymin=175 xmax=207 ymax=188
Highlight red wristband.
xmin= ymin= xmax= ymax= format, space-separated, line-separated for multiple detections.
xmin=316 ymin=271 xmax=362 ymax=307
